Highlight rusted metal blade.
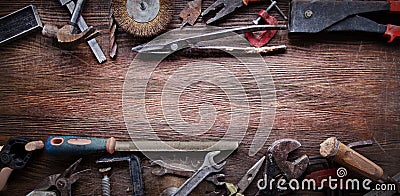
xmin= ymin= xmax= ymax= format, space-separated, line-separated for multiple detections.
xmin=179 ymin=0 xmax=202 ymax=28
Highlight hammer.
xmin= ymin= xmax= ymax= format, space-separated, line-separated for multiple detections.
xmin=96 ymin=154 xmax=144 ymax=196
xmin=42 ymin=0 xmax=99 ymax=46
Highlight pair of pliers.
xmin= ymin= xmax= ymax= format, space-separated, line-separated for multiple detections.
xmin=27 ymin=158 xmax=87 ymax=196
xmin=225 ymin=156 xmax=265 ymax=195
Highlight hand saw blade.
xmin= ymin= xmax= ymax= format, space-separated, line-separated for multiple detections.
xmin=179 ymin=0 xmax=202 ymax=27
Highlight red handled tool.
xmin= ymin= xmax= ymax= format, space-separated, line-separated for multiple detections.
xmin=245 ymin=1 xmax=287 ymax=47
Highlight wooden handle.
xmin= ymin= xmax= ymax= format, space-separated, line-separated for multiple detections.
xmin=0 ymin=167 xmax=13 ymax=191
xmin=41 ymin=24 xmax=59 ymax=38
xmin=25 ymin=140 xmax=44 ymax=152
xmin=320 ymin=137 xmax=384 ymax=181
xmin=243 ymin=0 xmax=265 ymax=6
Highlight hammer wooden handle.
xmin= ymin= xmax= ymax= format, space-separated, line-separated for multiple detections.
xmin=320 ymin=137 xmax=385 ymax=181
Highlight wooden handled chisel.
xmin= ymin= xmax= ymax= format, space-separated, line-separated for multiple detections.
xmin=45 ymin=136 xmax=239 ymax=156
xmin=320 ymin=137 xmax=400 ymax=191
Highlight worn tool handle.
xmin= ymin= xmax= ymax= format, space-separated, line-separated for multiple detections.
xmin=243 ymin=0 xmax=265 ymax=6
xmin=389 ymin=0 xmax=400 ymax=13
xmin=41 ymin=25 xmax=59 ymax=39
xmin=0 ymin=167 xmax=13 ymax=191
xmin=384 ymin=24 xmax=400 ymax=43
xmin=45 ymin=136 xmax=116 ymax=156
xmin=320 ymin=137 xmax=384 ymax=181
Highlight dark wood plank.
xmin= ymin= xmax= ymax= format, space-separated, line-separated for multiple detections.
xmin=0 ymin=0 xmax=399 ymax=195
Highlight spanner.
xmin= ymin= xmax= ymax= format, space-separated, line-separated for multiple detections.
xmin=268 ymin=139 xmax=309 ymax=180
xmin=260 ymin=139 xmax=309 ymax=195
xmin=150 ymin=160 xmax=225 ymax=186
xmin=165 ymin=151 xmax=226 ymax=196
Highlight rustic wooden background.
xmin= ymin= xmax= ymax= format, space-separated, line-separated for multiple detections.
xmin=0 ymin=0 xmax=399 ymax=195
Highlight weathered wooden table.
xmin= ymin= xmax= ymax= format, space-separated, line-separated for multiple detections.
xmin=0 ymin=0 xmax=399 ymax=195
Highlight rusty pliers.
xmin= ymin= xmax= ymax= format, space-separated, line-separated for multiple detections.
xmin=27 ymin=158 xmax=88 ymax=196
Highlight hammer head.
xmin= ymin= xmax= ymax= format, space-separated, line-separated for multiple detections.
xmin=268 ymin=139 xmax=309 ymax=179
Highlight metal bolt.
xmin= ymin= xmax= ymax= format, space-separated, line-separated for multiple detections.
xmin=171 ymin=43 xmax=178 ymax=51
xmin=0 ymin=154 xmax=10 ymax=164
xmin=139 ymin=1 xmax=147 ymax=10
xmin=304 ymin=10 xmax=313 ymax=18
xmin=99 ymin=167 xmax=111 ymax=196
xmin=56 ymin=179 xmax=67 ymax=189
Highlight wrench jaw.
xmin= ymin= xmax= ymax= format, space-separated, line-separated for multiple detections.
xmin=211 ymin=161 xmax=226 ymax=172
xmin=268 ymin=139 xmax=309 ymax=180
xmin=203 ymin=151 xmax=222 ymax=168
xmin=284 ymin=154 xmax=309 ymax=179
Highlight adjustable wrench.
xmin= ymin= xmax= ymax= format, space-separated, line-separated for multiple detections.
xmin=260 ymin=139 xmax=309 ymax=194
xmin=268 ymin=139 xmax=309 ymax=180
xmin=164 ymin=151 xmax=226 ymax=196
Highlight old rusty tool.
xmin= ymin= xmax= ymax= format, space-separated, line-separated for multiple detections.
xmin=43 ymin=0 xmax=100 ymax=46
xmin=202 ymin=0 xmax=280 ymax=24
xmin=132 ymin=25 xmax=286 ymax=54
xmin=180 ymin=0 xmax=202 ymax=28
xmin=245 ymin=1 xmax=284 ymax=47
xmin=225 ymin=156 xmax=265 ymax=196
xmin=150 ymin=160 xmax=225 ymax=186
xmin=42 ymin=25 xmax=99 ymax=46
xmin=96 ymin=154 xmax=144 ymax=196
xmin=163 ymin=151 xmax=226 ymax=196
xmin=268 ymin=139 xmax=309 ymax=180
xmin=27 ymin=158 xmax=89 ymax=196
xmin=0 ymin=138 xmax=44 ymax=191
xmin=45 ymin=136 xmax=238 ymax=156
xmin=306 ymin=140 xmax=373 ymax=188
xmin=58 ymin=0 xmax=107 ymax=63
xmin=289 ymin=0 xmax=400 ymax=43
xmin=0 ymin=5 xmax=42 ymax=46
xmin=320 ymin=137 xmax=400 ymax=191
xmin=260 ymin=139 xmax=309 ymax=195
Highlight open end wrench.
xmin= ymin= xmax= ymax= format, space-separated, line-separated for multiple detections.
xmin=166 ymin=151 xmax=226 ymax=196
xmin=150 ymin=160 xmax=225 ymax=186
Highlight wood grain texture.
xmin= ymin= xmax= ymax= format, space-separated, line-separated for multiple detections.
xmin=0 ymin=0 xmax=399 ymax=195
